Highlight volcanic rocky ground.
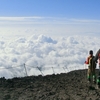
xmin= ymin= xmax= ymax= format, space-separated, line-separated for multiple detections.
xmin=0 ymin=69 xmax=100 ymax=100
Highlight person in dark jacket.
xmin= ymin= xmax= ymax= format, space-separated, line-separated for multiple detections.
xmin=85 ymin=50 xmax=97 ymax=83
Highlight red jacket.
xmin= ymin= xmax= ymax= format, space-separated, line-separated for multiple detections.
xmin=85 ymin=55 xmax=93 ymax=64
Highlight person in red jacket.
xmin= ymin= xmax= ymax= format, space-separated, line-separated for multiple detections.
xmin=85 ymin=50 xmax=97 ymax=83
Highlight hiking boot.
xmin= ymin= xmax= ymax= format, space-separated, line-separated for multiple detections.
xmin=93 ymin=76 xmax=96 ymax=84
xmin=93 ymin=80 xmax=96 ymax=84
xmin=88 ymin=78 xmax=91 ymax=83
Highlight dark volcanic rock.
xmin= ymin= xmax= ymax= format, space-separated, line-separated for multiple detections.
xmin=0 ymin=69 xmax=100 ymax=100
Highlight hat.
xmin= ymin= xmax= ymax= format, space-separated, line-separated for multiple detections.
xmin=89 ymin=50 xmax=93 ymax=54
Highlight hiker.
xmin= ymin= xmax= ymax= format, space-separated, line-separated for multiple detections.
xmin=94 ymin=49 xmax=100 ymax=72
xmin=85 ymin=50 xmax=97 ymax=83
xmin=94 ymin=49 xmax=100 ymax=87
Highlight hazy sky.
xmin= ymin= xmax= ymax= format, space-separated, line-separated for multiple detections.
xmin=0 ymin=0 xmax=100 ymax=37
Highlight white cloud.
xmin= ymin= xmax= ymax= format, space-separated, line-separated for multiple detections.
xmin=0 ymin=17 xmax=100 ymax=78
xmin=0 ymin=34 xmax=100 ymax=78
xmin=0 ymin=17 xmax=44 ymax=21
xmin=70 ymin=18 xmax=100 ymax=23
xmin=0 ymin=17 xmax=100 ymax=38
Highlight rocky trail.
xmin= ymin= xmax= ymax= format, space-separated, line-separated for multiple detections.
xmin=0 ymin=69 xmax=100 ymax=100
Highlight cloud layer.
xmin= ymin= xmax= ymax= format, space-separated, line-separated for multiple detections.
xmin=0 ymin=17 xmax=100 ymax=37
xmin=0 ymin=34 xmax=100 ymax=78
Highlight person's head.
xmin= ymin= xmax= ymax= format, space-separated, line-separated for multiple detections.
xmin=89 ymin=50 xmax=93 ymax=55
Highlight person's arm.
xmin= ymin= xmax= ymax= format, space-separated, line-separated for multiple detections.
xmin=85 ymin=57 xmax=89 ymax=64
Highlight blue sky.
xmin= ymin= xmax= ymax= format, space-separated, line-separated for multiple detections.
xmin=0 ymin=0 xmax=100 ymax=19
xmin=0 ymin=0 xmax=100 ymax=37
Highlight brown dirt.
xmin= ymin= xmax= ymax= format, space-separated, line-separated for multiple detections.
xmin=0 ymin=69 xmax=100 ymax=100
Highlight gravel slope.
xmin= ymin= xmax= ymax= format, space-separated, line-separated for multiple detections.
xmin=0 ymin=69 xmax=100 ymax=100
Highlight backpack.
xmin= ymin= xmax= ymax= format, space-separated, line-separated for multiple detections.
xmin=89 ymin=56 xmax=96 ymax=68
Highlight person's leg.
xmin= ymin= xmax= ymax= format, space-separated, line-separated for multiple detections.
xmin=92 ymin=67 xmax=96 ymax=83
xmin=87 ymin=67 xmax=91 ymax=82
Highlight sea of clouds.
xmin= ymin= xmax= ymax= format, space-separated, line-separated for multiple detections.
xmin=0 ymin=34 xmax=100 ymax=78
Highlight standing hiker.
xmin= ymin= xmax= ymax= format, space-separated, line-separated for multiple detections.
xmin=85 ymin=50 xmax=97 ymax=83
xmin=94 ymin=49 xmax=100 ymax=87
xmin=94 ymin=49 xmax=100 ymax=73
